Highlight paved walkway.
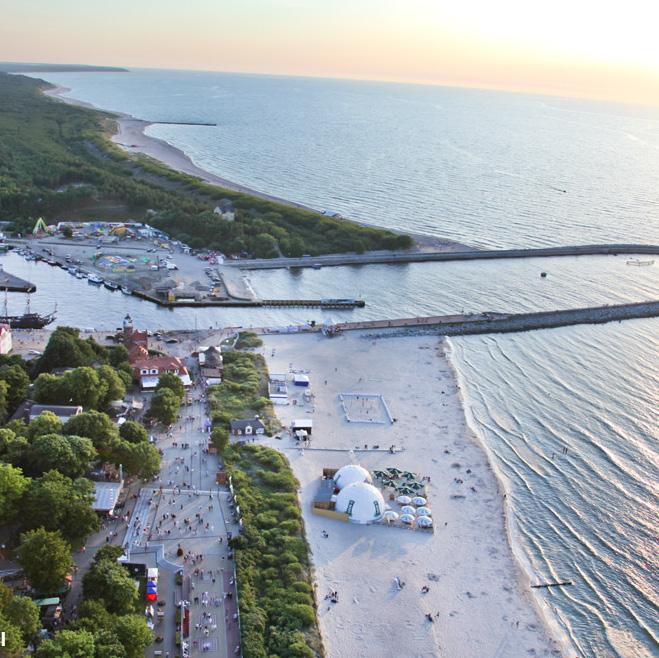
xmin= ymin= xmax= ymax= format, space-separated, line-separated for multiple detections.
xmin=122 ymin=370 xmax=242 ymax=658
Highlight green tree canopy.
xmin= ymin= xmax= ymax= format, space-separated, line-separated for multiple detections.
xmin=33 ymin=327 xmax=99 ymax=375
xmin=0 ymin=364 xmax=30 ymax=414
xmin=82 ymin=558 xmax=139 ymax=615
xmin=149 ymin=387 xmax=180 ymax=425
xmin=96 ymin=365 xmax=126 ymax=408
xmin=21 ymin=470 xmax=99 ymax=546
xmin=27 ymin=411 xmax=63 ymax=440
xmin=155 ymin=371 xmax=185 ymax=399
xmin=211 ymin=426 xmax=229 ymax=453
xmin=16 ymin=528 xmax=73 ymax=595
xmin=115 ymin=440 xmax=160 ymax=479
xmin=64 ymin=410 xmax=121 ymax=462
xmin=0 ymin=463 xmax=30 ymax=524
xmin=118 ymin=420 xmax=148 ymax=444
xmin=35 ymin=629 xmax=96 ymax=658
xmin=28 ymin=433 xmax=96 ymax=478
xmin=4 ymin=594 xmax=41 ymax=644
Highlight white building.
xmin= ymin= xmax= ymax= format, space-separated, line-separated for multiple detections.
xmin=0 ymin=324 xmax=11 ymax=355
xmin=333 ymin=464 xmax=372 ymax=490
xmin=335 ymin=482 xmax=385 ymax=524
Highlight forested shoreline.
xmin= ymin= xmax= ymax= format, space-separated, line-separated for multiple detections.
xmin=0 ymin=72 xmax=412 ymax=258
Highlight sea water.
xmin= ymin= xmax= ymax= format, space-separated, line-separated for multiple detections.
xmin=14 ymin=69 xmax=659 ymax=657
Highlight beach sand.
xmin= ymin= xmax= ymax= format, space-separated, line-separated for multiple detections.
xmin=42 ymin=84 xmax=469 ymax=252
xmin=257 ymin=331 xmax=565 ymax=658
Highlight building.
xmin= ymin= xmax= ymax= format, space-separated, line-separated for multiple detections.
xmin=333 ymin=464 xmax=372 ymax=490
xmin=213 ymin=199 xmax=235 ymax=221
xmin=230 ymin=418 xmax=265 ymax=436
xmin=335 ymin=482 xmax=385 ymax=524
xmin=291 ymin=418 xmax=313 ymax=435
xmin=0 ymin=323 xmax=11 ymax=354
xmin=121 ymin=314 xmax=149 ymax=361
xmin=132 ymin=355 xmax=192 ymax=390
xmin=28 ymin=403 xmax=83 ymax=423
xmin=198 ymin=345 xmax=223 ymax=384
xmin=92 ymin=480 xmax=124 ymax=516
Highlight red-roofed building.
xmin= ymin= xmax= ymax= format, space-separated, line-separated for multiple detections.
xmin=132 ymin=355 xmax=192 ymax=390
xmin=122 ymin=314 xmax=149 ymax=361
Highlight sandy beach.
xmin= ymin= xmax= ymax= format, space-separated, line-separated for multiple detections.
xmin=41 ymin=84 xmax=468 ymax=252
xmin=257 ymin=331 xmax=567 ymax=658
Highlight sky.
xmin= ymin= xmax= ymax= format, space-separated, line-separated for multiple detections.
xmin=3 ymin=0 xmax=659 ymax=105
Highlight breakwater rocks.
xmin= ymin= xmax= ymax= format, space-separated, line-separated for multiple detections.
xmin=340 ymin=300 xmax=659 ymax=338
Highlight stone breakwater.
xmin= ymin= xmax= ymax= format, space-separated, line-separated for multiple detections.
xmin=334 ymin=300 xmax=659 ymax=337
xmin=228 ymin=243 xmax=659 ymax=270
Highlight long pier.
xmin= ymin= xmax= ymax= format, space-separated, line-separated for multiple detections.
xmin=330 ymin=300 xmax=659 ymax=336
xmin=149 ymin=121 xmax=217 ymax=127
xmin=131 ymin=290 xmax=364 ymax=309
xmin=228 ymin=243 xmax=659 ymax=270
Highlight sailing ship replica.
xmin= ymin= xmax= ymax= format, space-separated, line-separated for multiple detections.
xmin=1 ymin=290 xmax=56 ymax=329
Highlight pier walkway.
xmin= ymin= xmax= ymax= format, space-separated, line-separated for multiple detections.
xmin=330 ymin=300 xmax=659 ymax=336
xmin=0 ymin=269 xmax=36 ymax=292
xmin=227 ymin=243 xmax=659 ymax=270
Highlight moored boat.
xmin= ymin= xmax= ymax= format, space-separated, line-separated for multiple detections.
xmin=103 ymin=280 xmax=119 ymax=291
xmin=87 ymin=274 xmax=103 ymax=284
xmin=120 ymin=286 xmax=132 ymax=295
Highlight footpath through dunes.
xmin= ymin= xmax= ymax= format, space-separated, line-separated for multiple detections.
xmin=227 ymin=243 xmax=659 ymax=269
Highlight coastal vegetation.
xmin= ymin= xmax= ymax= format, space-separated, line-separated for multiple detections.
xmin=207 ymin=350 xmax=279 ymax=437
xmin=0 ymin=72 xmax=413 ymax=257
xmin=225 ymin=443 xmax=323 ymax=658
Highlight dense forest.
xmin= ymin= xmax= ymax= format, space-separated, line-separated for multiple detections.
xmin=0 ymin=72 xmax=412 ymax=257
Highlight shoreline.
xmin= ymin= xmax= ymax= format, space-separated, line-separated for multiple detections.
xmin=42 ymin=83 xmax=468 ymax=252
xmin=259 ymin=331 xmax=570 ymax=657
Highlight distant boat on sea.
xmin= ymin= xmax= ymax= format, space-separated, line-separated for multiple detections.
xmin=626 ymin=259 xmax=654 ymax=266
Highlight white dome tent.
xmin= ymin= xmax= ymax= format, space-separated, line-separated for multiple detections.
xmin=333 ymin=464 xmax=373 ymax=491
xmin=335 ymin=482 xmax=385 ymax=524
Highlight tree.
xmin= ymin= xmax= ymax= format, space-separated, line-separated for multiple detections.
xmin=27 ymin=411 xmax=63 ymax=440
xmin=4 ymin=595 xmax=40 ymax=644
xmin=62 ymin=367 xmax=106 ymax=409
xmin=32 ymin=373 xmax=67 ymax=405
xmin=0 ymin=612 xmax=24 ymax=657
xmin=113 ymin=614 xmax=153 ymax=658
xmin=108 ymin=344 xmax=130 ymax=368
xmin=149 ymin=388 xmax=180 ymax=425
xmin=35 ymin=629 xmax=96 ymax=658
xmin=0 ymin=463 xmax=30 ymax=524
xmin=28 ymin=434 xmax=96 ymax=478
xmin=16 ymin=528 xmax=73 ymax=595
xmin=119 ymin=420 xmax=148 ymax=444
xmin=0 ymin=379 xmax=7 ymax=421
xmin=83 ymin=558 xmax=139 ymax=615
xmin=211 ymin=426 xmax=229 ymax=453
xmin=64 ymin=410 xmax=121 ymax=462
xmin=33 ymin=327 xmax=99 ymax=375
xmin=115 ymin=440 xmax=160 ymax=479
xmin=61 ymin=224 xmax=73 ymax=238
xmin=155 ymin=372 xmax=184 ymax=400
xmin=0 ymin=364 xmax=30 ymax=413
xmin=96 ymin=365 xmax=126 ymax=408
xmin=21 ymin=471 xmax=99 ymax=546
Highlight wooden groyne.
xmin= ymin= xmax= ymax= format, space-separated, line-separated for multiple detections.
xmin=229 ymin=243 xmax=659 ymax=270
xmin=330 ymin=300 xmax=659 ymax=336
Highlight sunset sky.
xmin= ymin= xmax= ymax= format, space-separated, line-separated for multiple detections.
xmin=3 ymin=0 xmax=659 ymax=105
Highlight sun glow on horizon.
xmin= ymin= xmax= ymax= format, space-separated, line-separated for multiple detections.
xmin=3 ymin=0 xmax=659 ymax=106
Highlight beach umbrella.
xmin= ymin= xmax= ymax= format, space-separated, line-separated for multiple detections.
xmin=383 ymin=510 xmax=399 ymax=522
xmin=387 ymin=467 xmax=403 ymax=476
xmin=412 ymin=496 xmax=427 ymax=506
xmin=398 ymin=486 xmax=415 ymax=495
xmin=400 ymin=513 xmax=415 ymax=524
xmin=402 ymin=471 xmax=416 ymax=480
xmin=400 ymin=505 xmax=416 ymax=515
xmin=381 ymin=478 xmax=395 ymax=487
xmin=396 ymin=495 xmax=412 ymax=505
xmin=416 ymin=516 xmax=433 ymax=528
xmin=408 ymin=482 xmax=424 ymax=491
xmin=415 ymin=506 xmax=432 ymax=516
xmin=373 ymin=470 xmax=388 ymax=479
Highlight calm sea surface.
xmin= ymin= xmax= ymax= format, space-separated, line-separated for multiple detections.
xmin=14 ymin=70 xmax=659 ymax=657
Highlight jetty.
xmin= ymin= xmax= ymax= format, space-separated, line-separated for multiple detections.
xmin=0 ymin=269 xmax=36 ymax=293
xmin=131 ymin=290 xmax=364 ymax=309
xmin=227 ymin=243 xmax=659 ymax=270
xmin=329 ymin=300 xmax=659 ymax=336
xmin=149 ymin=121 xmax=217 ymax=127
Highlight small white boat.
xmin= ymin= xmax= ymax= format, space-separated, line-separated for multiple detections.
xmin=626 ymin=259 xmax=654 ymax=266
xmin=120 ymin=286 xmax=132 ymax=295
xmin=87 ymin=274 xmax=103 ymax=284
xmin=76 ymin=271 xmax=86 ymax=279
